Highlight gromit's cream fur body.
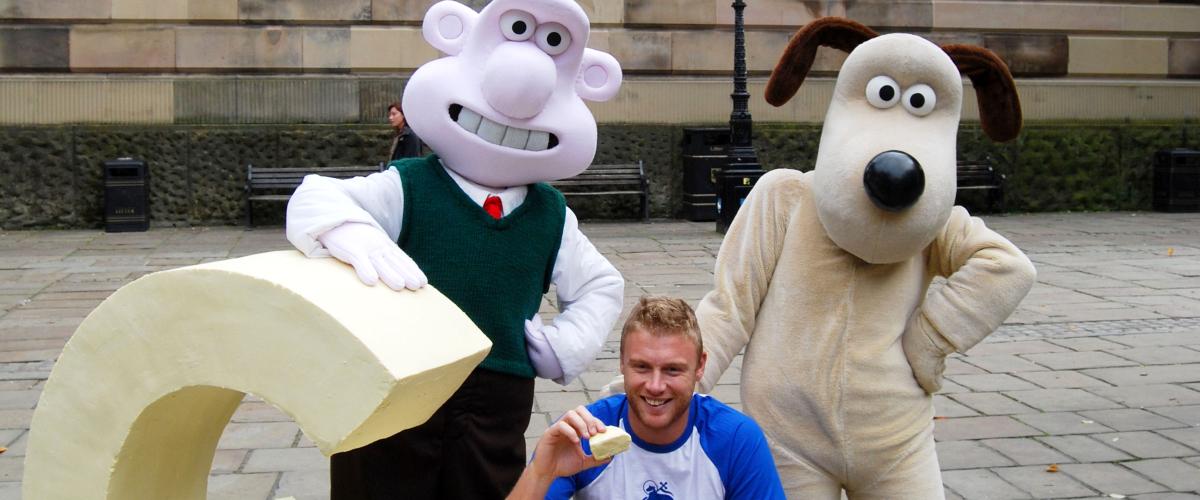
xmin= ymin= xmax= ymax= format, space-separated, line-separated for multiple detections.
xmin=695 ymin=20 xmax=1036 ymax=499
xmin=697 ymin=170 xmax=1033 ymax=497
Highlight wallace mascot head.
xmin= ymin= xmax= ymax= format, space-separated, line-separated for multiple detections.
xmin=402 ymin=0 xmax=623 ymax=189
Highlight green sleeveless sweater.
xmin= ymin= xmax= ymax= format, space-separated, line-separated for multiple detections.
xmin=391 ymin=155 xmax=566 ymax=378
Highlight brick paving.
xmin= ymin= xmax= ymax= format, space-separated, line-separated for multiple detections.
xmin=0 ymin=211 xmax=1198 ymax=499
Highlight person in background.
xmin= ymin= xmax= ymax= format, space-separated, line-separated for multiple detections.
xmin=508 ymin=296 xmax=786 ymax=500
xmin=387 ymin=101 xmax=423 ymax=161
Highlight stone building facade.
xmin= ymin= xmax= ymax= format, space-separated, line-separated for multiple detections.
xmin=1 ymin=0 xmax=1198 ymax=227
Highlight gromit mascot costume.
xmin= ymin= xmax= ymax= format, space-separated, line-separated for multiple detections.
xmin=695 ymin=18 xmax=1037 ymax=498
xmin=286 ymin=0 xmax=625 ymax=497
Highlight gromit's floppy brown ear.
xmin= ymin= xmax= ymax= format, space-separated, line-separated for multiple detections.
xmin=942 ymin=44 xmax=1023 ymax=142
xmin=765 ymin=17 xmax=878 ymax=107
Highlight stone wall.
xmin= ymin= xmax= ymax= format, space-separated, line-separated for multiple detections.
xmin=1 ymin=1 xmax=1198 ymax=128
xmin=2 ymin=122 xmax=1196 ymax=229
xmin=1 ymin=1 xmax=1197 ymax=78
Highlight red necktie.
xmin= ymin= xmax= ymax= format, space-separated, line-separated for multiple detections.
xmin=483 ymin=195 xmax=503 ymax=220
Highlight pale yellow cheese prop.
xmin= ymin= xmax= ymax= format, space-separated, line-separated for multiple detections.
xmin=590 ymin=425 xmax=631 ymax=460
xmin=23 ymin=250 xmax=491 ymax=500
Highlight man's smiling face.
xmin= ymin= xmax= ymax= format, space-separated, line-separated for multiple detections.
xmin=620 ymin=327 xmax=706 ymax=446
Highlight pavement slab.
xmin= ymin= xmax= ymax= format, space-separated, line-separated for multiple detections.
xmin=942 ymin=468 xmax=1032 ymax=499
xmin=1159 ymin=427 xmax=1200 ymax=450
xmin=1088 ymin=384 xmax=1200 ymax=408
xmin=934 ymin=395 xmax=980 ymax=418
xmin=951 ymin=392 xmax=1039 ymax=415
xmin=1004 ymin=388 xmax=1124 ymax=412
xmin=0 ymin=213 xmax=1198 ymax=499
xmin=1015 ymin=370 xmax=1113 ymax=389
xmin=1106 ymin=346 xmax=1200 ymax=365
xmin=1021 ymin=350 xmax=1139 ymax=370
xmin=1078 ymin=408 xmax=1194 ymax=432
xmin=1095 ymin=431 xmax=1197 ymax=459
xmin=949 ymin=373 xmax=1041 ymax=392
xmin=937 ymin=440 xmax=1016 ymax=470
xmin=1149 ymin=404 xmax=1200 ymax=426
xmin=1082 ymin=365 xmax=1200 ymax=387
xmin=994 ymin=465 xmax=1098 ymax=498
xmin=207 ymin=472 xmax=278 ymax=500
xmin=962 ymin=354 xmax=1051 ymax=374
xmin=980 ymin=437 xmax=1073 ymax=466
xmin=934 ymin=416 xmax=1043 ymax=441
xmin=1055 ymin=463 xmax=1167 ymax=497
xmin=1038 ymin=435 xmax=1135 ymax=462
xmin=1123 ymin=458 xmax=1200 ymax=493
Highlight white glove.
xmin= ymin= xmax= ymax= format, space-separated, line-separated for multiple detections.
xmin=317 ymin=222 xmax=427 ymax=291
xmin=525 ymin=318 xmax=565 ymax=382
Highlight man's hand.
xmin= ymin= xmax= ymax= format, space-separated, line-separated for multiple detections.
xmin=318 ymin=222 xmax=427 ymax=290
xmin=508 ymin=406 xmax=611 ymax=499
xmin=532 ymin=406 xmax=610 ymax=478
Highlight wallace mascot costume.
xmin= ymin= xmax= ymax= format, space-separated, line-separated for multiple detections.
xmin=286 ymin=0 xmax=625 ymax=497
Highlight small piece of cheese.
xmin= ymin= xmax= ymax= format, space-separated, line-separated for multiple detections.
xmin=590 ymin=425 xmax=632 ymax=460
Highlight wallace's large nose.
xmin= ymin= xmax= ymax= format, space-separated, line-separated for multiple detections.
xmin=482 ymin=42 xmax=556 ymax=119
xmin=863 ymin=150 xmax=924 ymax=212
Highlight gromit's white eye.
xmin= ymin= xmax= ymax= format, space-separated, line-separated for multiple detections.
xmin=902 ymin=84 xmax=936 ymax=116
xmin=500 ymin=10 xmax=535 ymax=41
xmin=535 ymin=23 xmax=571 ymax=56
xmin=866 ymin=75 xmax=900 ymax=109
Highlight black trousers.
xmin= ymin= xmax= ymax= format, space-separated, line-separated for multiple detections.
xmin=330 ymin=368 xmax=535 ymax=500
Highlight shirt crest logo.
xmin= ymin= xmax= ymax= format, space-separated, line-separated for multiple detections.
xmin=641 ymin=480 xmax=674 ymax=499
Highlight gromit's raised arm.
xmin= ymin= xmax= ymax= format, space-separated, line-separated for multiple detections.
xmin=903 ymin=207 xmax=1036 ymax=393
xmin=917 ymin=206 xmax=1036 ymax=352
xmin=696 ymin=170 xmax=797 ymax=394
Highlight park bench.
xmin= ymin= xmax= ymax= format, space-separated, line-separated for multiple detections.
xmin=550 ymin=161 xmax=649 ymax=221
xmin=245 ymin=163 xmax=385 ymax=227
xmin=956 ymin=157 xmax=1005 ymax=212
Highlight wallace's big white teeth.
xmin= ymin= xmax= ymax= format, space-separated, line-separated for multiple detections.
xmin=476 ymin=117 xmax=506 ymax=145
xmin=526 ymin=131 xmax=549 ymax=151
xmin=457 ymin=107 xmax=482 ymax=133
xmin=645 ymin=398 xmax=666 ymax=407
xmin=450 ymin=104 xmax=556 ymax=152
xmin=501 ymin=127 xmax=530 ymax=149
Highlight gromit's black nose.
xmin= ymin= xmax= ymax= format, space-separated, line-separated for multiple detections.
xmin=863 ymin=150 xmax=924 ymax=212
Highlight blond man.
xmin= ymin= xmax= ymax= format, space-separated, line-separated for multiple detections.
xmin=510 ymin=296 xmax=785 ymax=499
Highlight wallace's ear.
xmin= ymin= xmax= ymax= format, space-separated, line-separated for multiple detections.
xmin=765 ymin=17 xmax=878 ymax=107
xmin=422 ymin=1 xmax=478 ymax=56
xmin=942 ymin=44 xmax=1023 ymax=142
xmin=576 ymin=49 xmax=623 ymax=102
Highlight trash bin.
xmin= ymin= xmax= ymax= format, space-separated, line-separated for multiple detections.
xmin=681 ymin=128 xmax=731 ymax=221
xmin=715 ymin=167 xmax=763 ymax=234
xmin=1153 ymin=149 xmax=1200 ymax=213
xmin=104 ymin=158 xmax=149 ymax=232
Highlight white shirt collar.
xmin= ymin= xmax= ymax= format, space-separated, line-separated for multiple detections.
xmin=441 ymin=162 xmax=528 ymax=216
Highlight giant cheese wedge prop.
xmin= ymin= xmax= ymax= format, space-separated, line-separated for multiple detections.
xmin=23 ymin=250 xmax=491 ymax=500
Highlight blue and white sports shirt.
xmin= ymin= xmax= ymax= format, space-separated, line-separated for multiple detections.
xmin=545 ymin=394 xmax=785 ymax=500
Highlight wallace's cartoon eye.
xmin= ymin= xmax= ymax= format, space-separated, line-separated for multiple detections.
xmin=902 ymin=84 xmax=936 ymax=116
xmin=865 ymin=75 xmax=900 ymax=109
xmin=535 ymin=23 xmax=571 ymax=56
xmin=500 ymin=10 xmax=536 ymax=41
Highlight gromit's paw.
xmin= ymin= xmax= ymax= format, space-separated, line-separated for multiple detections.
xmin=901 ymin=315 xmax=954 ymax=394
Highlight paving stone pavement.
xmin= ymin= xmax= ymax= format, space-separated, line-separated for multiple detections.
xmin=0 ymin=211 xmax=1198 ymax=499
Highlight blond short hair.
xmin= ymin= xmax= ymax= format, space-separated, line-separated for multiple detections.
xmin=620 ymin=296 xmax=703 ymax=359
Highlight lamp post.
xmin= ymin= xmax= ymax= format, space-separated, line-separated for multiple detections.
xmin=717 ymin=0 xmax=765 ymax=233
